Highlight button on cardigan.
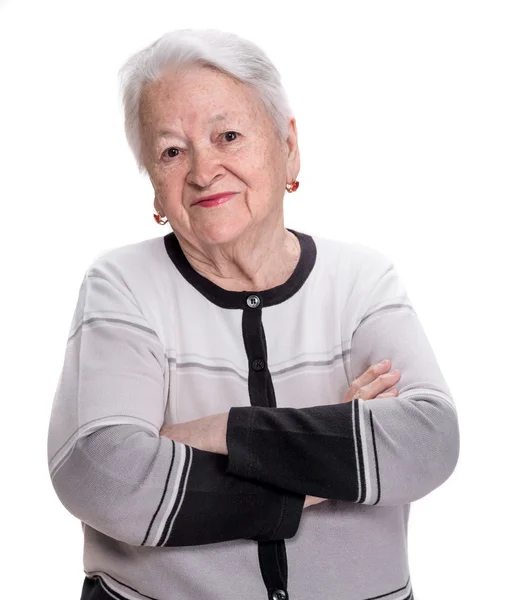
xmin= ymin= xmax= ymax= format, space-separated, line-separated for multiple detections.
xmin=47 ymin=228 xmax=459 ymax=600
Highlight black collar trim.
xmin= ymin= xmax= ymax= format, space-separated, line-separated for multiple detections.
xmin=163 ymin=228 xmax=316 ymax=309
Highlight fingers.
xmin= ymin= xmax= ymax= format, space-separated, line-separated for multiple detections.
xmin=376 ymin=389 xmax=398 ymax=398
xmin=354 ymin=359 xmax=393 ymax=389
xmin=367 ymin=371 xmax=401 ymax=399
xmin=344 ymin=360 xmax=401 ymax=403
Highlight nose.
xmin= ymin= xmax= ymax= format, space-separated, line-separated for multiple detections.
xmin=187 ymin=146 xmax=225 ymax=189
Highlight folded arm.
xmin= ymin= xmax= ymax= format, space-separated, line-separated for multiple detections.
xmin=47 ymin=268 xmax=304 ymax=547
xmin=225 ymin=250 xmax=460 ymax=506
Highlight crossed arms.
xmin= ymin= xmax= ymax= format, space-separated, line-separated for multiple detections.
xmin=47 ymin=254 xmax=459 ymax=547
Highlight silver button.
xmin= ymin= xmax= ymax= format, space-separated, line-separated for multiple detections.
xmin=271 ymin=590 xmax=287 ymax=600
xmin=246 ymin=294 xmax=261 ymax=308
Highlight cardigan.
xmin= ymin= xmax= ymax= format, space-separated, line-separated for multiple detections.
xmin=46 ymin=227 xmax=460 ymax=600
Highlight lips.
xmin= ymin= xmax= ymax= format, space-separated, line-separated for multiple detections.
xmin=193 ymin=192 xmax=238 ymax=205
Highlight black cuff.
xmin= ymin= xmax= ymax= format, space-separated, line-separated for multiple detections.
xmin=226 ymin=407 xmax=305 ymax=541
xmin=225 ymin=406 xmax=256 ymax=479
xmin=274 ymin=491 xmax=305 ymax=539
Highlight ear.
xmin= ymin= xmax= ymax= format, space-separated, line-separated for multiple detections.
xmin=153 ymin=195 xmax=163 ymax=214
xmin=285 ymin=117 xmax=300 ymax=184
xmin=148 ymin=173 xmax=158 ymax=198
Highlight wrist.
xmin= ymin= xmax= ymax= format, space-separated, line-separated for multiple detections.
xmin=216 ymin=412 xmax=230 ymax=455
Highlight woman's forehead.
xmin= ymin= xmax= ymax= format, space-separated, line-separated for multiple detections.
xmin=144 ymin=66 xmax=246 ymax=104
xmin=140 ymin=71 xmax=264 ymax=131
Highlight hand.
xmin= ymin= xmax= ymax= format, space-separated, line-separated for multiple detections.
xmin=343 ymin=358 xmax=401 ymax=403
xmin=303 ymin=359 xmax=402 ymax=508
xmin=159 ymin=412 xmax=229 ymax=455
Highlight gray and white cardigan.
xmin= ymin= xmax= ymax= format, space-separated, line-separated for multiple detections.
xmin=47 ymin=228 xmax=459 ymax=600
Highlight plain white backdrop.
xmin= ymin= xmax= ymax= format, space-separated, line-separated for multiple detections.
xmin=1 ymin=1 xmax=503 ymax=598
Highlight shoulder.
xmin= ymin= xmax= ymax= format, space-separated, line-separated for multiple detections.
xmin=345 ymin=241 xmax=394 ymax=277
xmin=311 ymin=231 xmax=394 ymax=282
xmin=84 ymin=235 xmax=166 ymax=286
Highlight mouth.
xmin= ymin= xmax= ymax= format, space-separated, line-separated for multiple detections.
xmin=192 ymin=192 xmax=238 ymax=206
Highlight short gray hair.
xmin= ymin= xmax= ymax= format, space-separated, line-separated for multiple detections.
xmin=118 ymin=28 xmax=294 ymax=174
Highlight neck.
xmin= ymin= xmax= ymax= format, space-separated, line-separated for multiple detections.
xmin=174 ymin=223 xmax=301 ymax=292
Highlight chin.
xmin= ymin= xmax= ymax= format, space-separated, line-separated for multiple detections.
xmin=191 ymin=220 xmax=250 ymax=245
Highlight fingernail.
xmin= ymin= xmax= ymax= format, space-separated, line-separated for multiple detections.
xmin=380 ymin=359 xmax=389 ymax=365
xmin=390 ymin=369 xmax=400 ymax=375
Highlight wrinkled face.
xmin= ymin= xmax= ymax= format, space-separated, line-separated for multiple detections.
xmin=139 ymin=64 xmax=299 ymax=247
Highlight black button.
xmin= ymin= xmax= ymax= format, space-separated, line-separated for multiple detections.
xmin=272 ymin=590 xmax=287 ymax=600
xmin=252 ymin=358 xmax=265 ymax=371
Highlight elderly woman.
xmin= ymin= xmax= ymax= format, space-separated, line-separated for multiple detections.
xmin=47 ymin=28 xmax=459 ymax=600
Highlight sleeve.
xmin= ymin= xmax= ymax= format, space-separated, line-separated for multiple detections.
xmin=47 ymin=265 xmax=304 ymax=547
xmin=225 ymin=248 xmax=460 ymax=506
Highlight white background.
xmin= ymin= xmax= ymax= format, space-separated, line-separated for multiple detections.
xmin=1 ymin=1 xmax=503 ymax=598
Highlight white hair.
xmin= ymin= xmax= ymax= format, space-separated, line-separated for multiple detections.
xmin=118 ymin=28 xmax=294 ymax=175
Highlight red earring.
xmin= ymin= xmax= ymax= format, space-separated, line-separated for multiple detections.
xmin=153 ymin=212 xmax=168 ymax=225
xmin=285 ymin=180 xmax=299 ymax=193
xmin=153 ymin=201 xmax=168 ymax=225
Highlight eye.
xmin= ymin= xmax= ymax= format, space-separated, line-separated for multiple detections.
xmin=162 ymin=147 xmax=180 ymax=159
xmin=222 ymin=131 xmax=240 ymax=142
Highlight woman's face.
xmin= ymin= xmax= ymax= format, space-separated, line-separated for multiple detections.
xmin=139 ymin=65 xmax=299 ymax=248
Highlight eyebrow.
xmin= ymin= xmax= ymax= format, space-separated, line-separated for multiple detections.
xmin=156 ymin=113 xmax=229 ymax=138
